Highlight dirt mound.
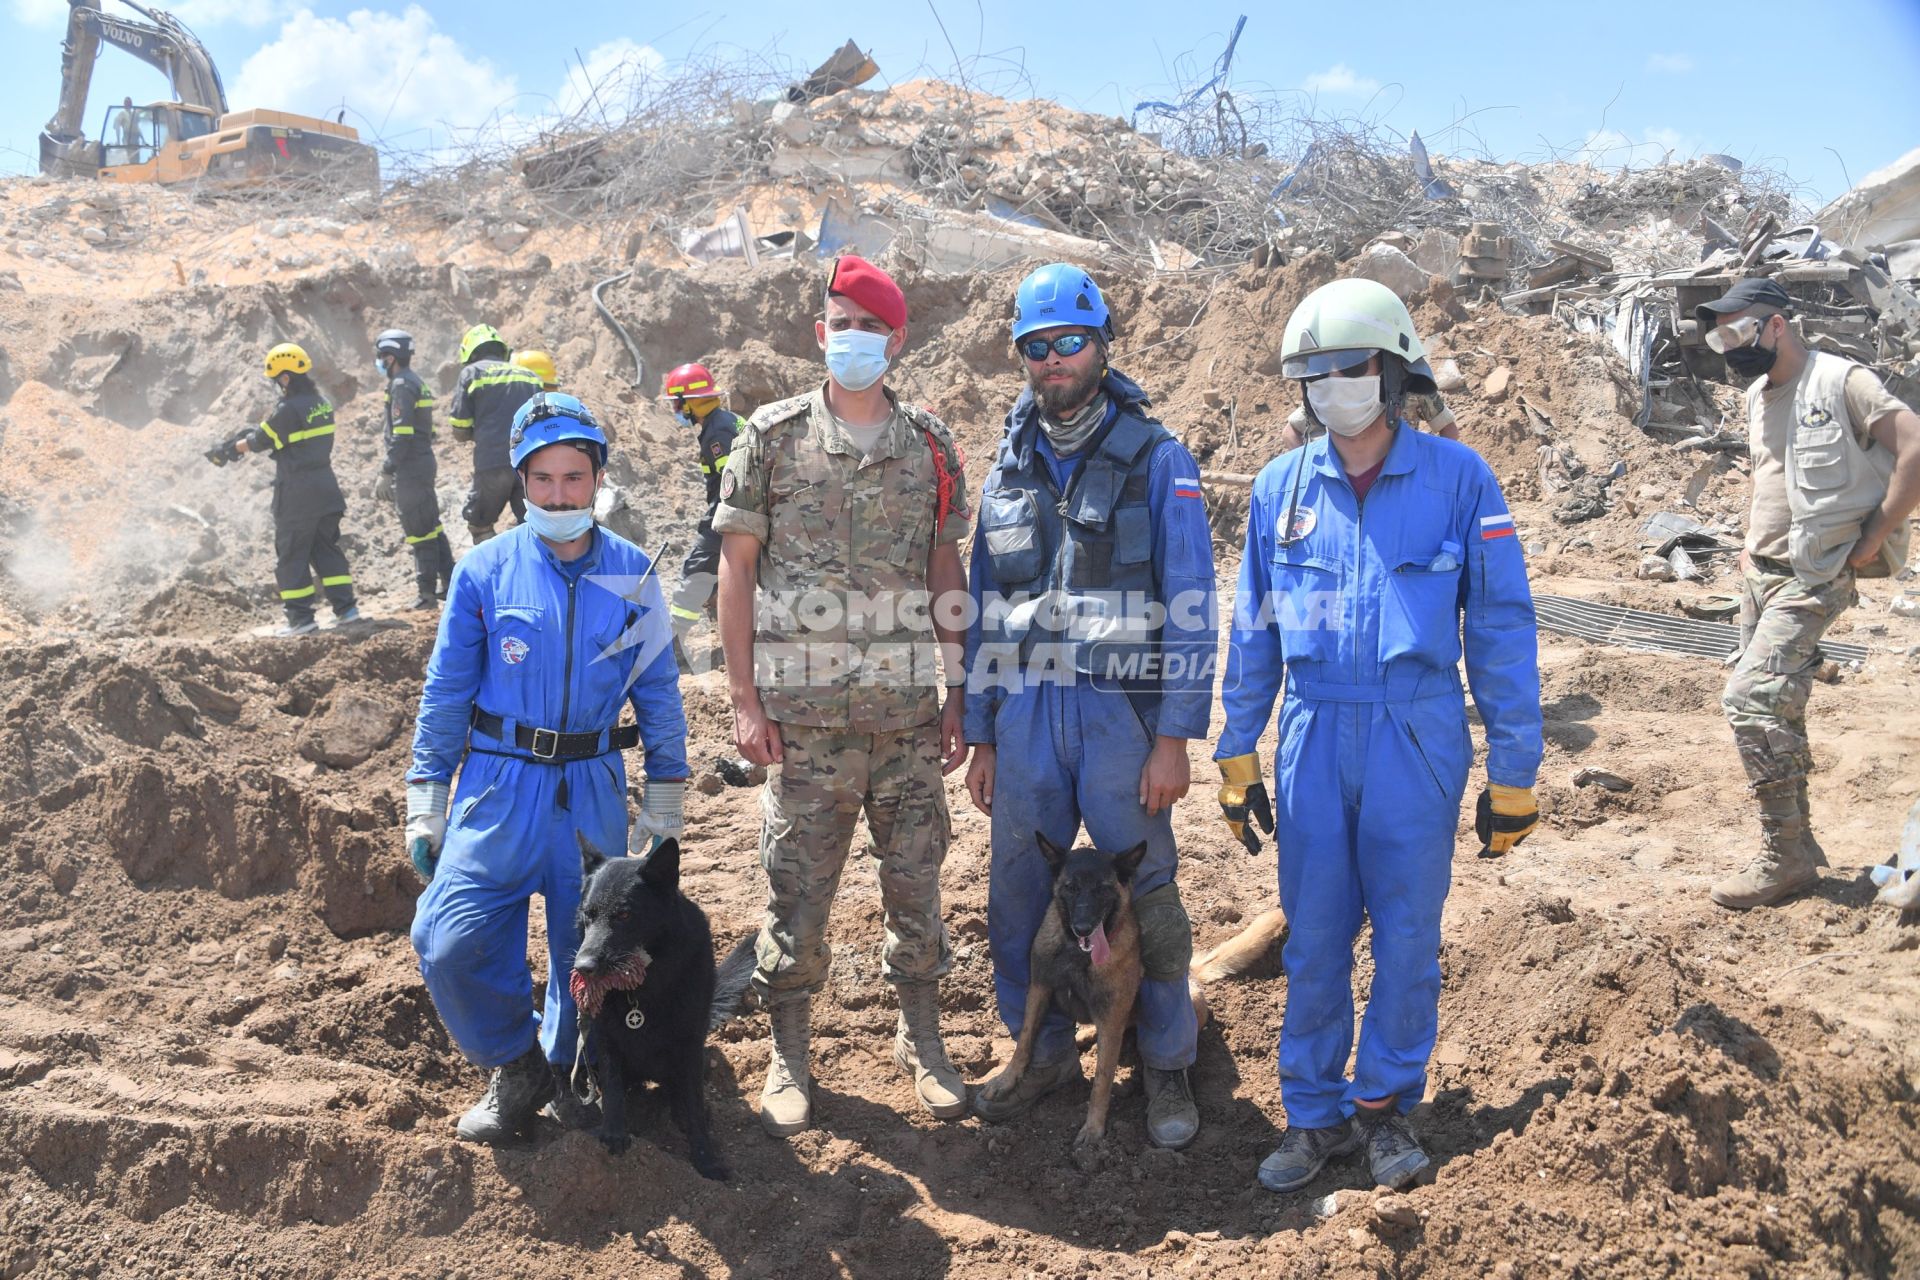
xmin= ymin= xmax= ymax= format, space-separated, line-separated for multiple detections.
xmin=3 ymin=101 xmax=1920 ymax=1279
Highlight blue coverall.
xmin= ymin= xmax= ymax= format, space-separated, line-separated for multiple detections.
xmin=1215 ymin=425 xmax=1542 ymax=1126
xmin=408 ymin=524 xmax=687 ymax=1069
xmin=965 ymin=373 xmax=1217 ymax=1071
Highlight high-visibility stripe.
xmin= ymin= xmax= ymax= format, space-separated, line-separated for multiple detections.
xmin=320 ymin=574 xmax=353 ymax=587
xmin=669 ymin=604 xmax=702 ymax=621
xmin=404 ymin=525 xmax=444 ymax=544
xmin=391 ymin=426 xmax=415 ymax=436
xmin=279 ymin=584 xmax=316 ymax=600
xmin=288 ymin=424 xmax=335 ymax=444
xmin=450 ymin=417 xmax=473 ymax=429
xmin=258 ymin=419 xmax=284 ymax=449
xmin=711 ymin=452 xmax=730 ymax=470
xmin=467 ymin=369 xmax=544 ymax=391
xmin=415 ymin=395 xmax=435 ymax=407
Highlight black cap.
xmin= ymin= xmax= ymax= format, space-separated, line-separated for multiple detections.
xmin=1695 ymin=277 xmax=1792 ymax=331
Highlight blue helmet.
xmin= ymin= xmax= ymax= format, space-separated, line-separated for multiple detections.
xmin=509 ymin=392 xmax=608 ymax=470
xmin=1012 ymin=262 xmax=1112 ymax=342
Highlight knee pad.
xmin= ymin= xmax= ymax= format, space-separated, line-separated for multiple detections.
xmin=1132 ymin=882 xmax=1193 ymax=982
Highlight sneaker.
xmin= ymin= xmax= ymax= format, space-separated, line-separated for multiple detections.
xmin=333 ymin=605 xmax=363 ymax=625
xmin=1357 ymin=1106 xmax=1430 ymax=1189
xmin=1256 ymin=1119 xmax=1360 ymax=1193
xmin=410 ymin=595 xmax=440 ymax=612
xmin=1143 ymin=1066 xmax=1200 ymax=1150
xmin=274 ymin=619 xmax=319 ymax=638
xmin=971 ymin=1052 xmax=1084 ymax=1123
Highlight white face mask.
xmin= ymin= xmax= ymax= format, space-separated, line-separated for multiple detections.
xmin=824 ymin=329 xmax=891 ymax=392
xmin=523 ymin=500 xmax=595 ymax=543
xmin=1306 ymin=375 xmax=1382 ymax=437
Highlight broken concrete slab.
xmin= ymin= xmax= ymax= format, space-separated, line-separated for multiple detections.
xmin=1483 ymin=366 xmax=1512 ymax=402
xmin=1347 ymin=243 xmax=1428 ymax=297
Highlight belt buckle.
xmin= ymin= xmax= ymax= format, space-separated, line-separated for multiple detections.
xmin=530 ymin=727 xmax=560 ymax=760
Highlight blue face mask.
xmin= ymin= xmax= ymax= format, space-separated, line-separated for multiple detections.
xmin=673 ymin=410 xmax=695 ymax=427
xmin=523 ymin=501 xmax=595 ymax=543
xmin=824 ymin=329 xmax=891 ymax=392
xmin=375 ymin=359 xmax=389 ymax=377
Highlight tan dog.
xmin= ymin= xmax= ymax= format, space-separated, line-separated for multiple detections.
xmin=979 ymin=834 xmax=1146 ymax=1151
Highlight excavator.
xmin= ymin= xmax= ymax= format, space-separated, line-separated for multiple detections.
xmin=38 ymin=0 xmax=377 ymax=189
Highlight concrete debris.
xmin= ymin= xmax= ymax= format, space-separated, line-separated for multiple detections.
xmin=1573 ymin=768 xmax=1634 ymax=792
xmin=679 ymin=206 xmax=760 ymax=266
xmin=1637 ymin=553 xmax=1676 ymax=582
xmin=1348 ymin=243 xmax=1430 ymax=297
xmin=1482 ymin=366 xmax=1513 ymax=403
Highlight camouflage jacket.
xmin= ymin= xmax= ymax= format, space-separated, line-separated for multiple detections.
xmin=711 ymin=382 xmax=972 ymax=731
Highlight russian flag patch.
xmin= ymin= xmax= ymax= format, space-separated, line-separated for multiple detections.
xmin=1173 ymin=475 xmax=1202 ymax=499
xmin=1480 ymin=513 xmax=1515 ymax=541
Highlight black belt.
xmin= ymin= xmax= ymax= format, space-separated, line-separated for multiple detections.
xmin=469 ymin=707 xmax=639 ymax=761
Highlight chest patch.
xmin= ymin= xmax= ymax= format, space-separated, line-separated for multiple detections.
xmin=1282 ymin=505 xmax=1318 ymax=543
xmin=500 ymin=635 xmax=530 ymax=665
xmin=1799 ymin=405 xmax=1834 ymax=430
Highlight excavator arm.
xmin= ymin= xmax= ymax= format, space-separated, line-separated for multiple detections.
xmin=40 ymin=0 xmax=227 ymax=175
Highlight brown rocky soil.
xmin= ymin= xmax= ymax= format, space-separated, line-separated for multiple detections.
xmin=1 ymin=153 xmax=1917 ymax=1280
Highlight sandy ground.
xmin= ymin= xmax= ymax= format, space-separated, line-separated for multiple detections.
xmin=0 ymin=164 xmax=1917 ymax=1280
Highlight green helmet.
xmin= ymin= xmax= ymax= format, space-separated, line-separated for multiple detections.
xmin=459 ymin=323 xmax=507 ymax=364
xmin=1279 ymin=278 xmax=1433 ymax=387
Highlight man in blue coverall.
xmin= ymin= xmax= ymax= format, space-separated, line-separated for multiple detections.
xmin=1215 ymin=278 xmax=1543 ymax=1193
xmin=402 ymin=391 xmax=689 ymax=1145
xmin=964 ymin=263 xmax=1218 ymax=1150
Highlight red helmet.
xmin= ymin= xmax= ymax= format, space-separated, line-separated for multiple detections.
xmin=662 ymin=362 xmax=717 ymax=398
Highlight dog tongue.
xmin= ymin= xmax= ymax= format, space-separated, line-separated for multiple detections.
xmin=1089 ymin=922 xmax=1111 ymax=967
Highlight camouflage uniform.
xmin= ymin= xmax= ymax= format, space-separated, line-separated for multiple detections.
xmin=1722 ymin=556 xmax=1855 ymax=791
xmin=710 ymin=383 xmax=972 ymax=1002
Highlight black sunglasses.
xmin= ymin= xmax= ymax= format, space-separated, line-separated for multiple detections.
xmin=1019 ymin=333 xmax=1094 ymax=362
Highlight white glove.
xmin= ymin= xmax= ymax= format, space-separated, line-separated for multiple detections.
xmin=628 ymin=779 xmax=686 ymax=853
xmin=405 ymin=781 xmax=449 ymax=880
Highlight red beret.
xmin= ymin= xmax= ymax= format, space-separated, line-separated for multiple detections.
xmin=825 ymin=255 xmax=907 ymax=331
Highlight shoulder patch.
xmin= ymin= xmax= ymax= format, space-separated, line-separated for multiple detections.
xmin=749 ymin=394 xmax=811 ymax=434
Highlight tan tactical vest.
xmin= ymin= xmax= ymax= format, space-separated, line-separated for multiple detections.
xmin=1748 ymin=352 xmax=1907 ymax=583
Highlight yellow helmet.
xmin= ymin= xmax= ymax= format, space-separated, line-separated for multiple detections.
xmin=459 ymin=324 xmax=506 ymax=363
xmin=264 ymin=342 xmax=312 ymax=380
xmin=514 ymin=349 xmax=560 ymax=389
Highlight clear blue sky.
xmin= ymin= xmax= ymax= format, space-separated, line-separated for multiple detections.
xmin=3 ymin=0 xmax=1916 ymax=206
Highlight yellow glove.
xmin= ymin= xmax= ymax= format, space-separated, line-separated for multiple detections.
xmin=1216 ymin=754 xmax=1274 ymax=855
xmin=1475 ymin=783 xmax=1538 ymax=857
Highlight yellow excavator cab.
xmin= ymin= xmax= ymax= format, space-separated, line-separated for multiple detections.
xmin=42 ymin=0 xmax=377 ymax=191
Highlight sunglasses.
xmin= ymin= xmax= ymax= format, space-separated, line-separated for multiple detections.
xmin=1020 ymin=333 xmax=1094 ymax=362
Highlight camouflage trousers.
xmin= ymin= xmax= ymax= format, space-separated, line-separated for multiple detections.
xmin=1721 ymin=558 xmax=1856 ymax=790
xmin=753 ymin=722 xmax=953 ymax=1003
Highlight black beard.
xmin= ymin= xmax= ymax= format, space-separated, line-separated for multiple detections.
xmin=1030 ymin=361 xmax=1103 ymax=416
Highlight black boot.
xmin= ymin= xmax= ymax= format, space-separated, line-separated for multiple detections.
xmin=455 ymin=1045 xmax=551 ymax=1145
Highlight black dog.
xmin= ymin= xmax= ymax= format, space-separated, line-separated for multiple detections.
xmin=570 ymin=833 xmax=755 ymax=1180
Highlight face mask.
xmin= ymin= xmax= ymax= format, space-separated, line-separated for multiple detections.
xmin=824 ymin=329 xmax=891 ymax=392
xmin=1306 ymin=375 xmax=1382 ymax=437
xmin=1723 ymin=324 xmax=1778 ymax=377
xmin=375 ymin=359 xmax=388 ymax=377
xmin=673 ymin=410 xmax=695 ymax=427
xmin=523 ymin=500 xmax=595 ymax=543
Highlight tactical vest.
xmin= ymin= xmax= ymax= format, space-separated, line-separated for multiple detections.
xmin=977 ymin=387 xmax=1172 ymax=695
xmin=1751 ymin=352 xmax=1909 ymax=582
